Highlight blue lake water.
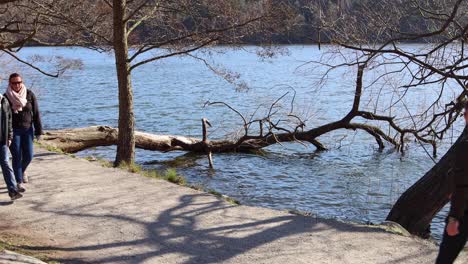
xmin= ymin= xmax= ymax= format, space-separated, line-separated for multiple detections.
xmin=5 ymin=45 xmax=463 ymax=241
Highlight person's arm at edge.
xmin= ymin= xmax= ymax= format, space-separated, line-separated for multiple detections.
xmin=5 ymin=99 xmax=12 ymax=145
xmin=448 ymin=142 xmax=468 ymax=223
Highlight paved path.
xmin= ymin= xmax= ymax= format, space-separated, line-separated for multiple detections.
xmin=0 ymin=147 xmax=463 ymax=263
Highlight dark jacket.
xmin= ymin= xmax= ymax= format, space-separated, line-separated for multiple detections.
xmin=449 ymin=130 xmax=468 ymax=220
xmin=5 ymin=89 xmax=42 ymax=136
xmin=0 ymin=95 xmax=13 ymax=145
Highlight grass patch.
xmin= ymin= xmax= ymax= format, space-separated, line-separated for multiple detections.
xmin=288 ymin=209 xmax=314 ymax=217
xmin=97 ymin=159 xmax=113 ymax=168
xmin=188 ymin=184 xmax=204 ymax=191
xmin=83 ymin=156 xmax=95 ymax=161
xmin=0 ymin=234 xmax=61 ymax=263
xmin=118 ymin=161 xmax=142 ymax=173
xmin=142 ymin=168 xmax=186 ymax=185
xmin=36 ymin=142 xmax=76 ymax=159
xmin=40 ymin=143 xmax=65 ymax=154
xmin=84 ymin=156 xmax=113 ymax=167
xmin=97 ymin=158 xmax=113 ymax=168
xmin=220 ymin=195 xmax=240 ymax=205
xmin=164 ymin=168 xmax=185 ymax=184
xmin=208 ymin=189 xmax=222 ymax=196
xmin=116 ymin=161 xmax=186 ymax=185
xmin=207 ymin=189 xmax=240 ymax=205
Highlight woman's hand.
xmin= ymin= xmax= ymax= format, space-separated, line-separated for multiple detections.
xmin=447 ymin=218 xmax=460 ymax=236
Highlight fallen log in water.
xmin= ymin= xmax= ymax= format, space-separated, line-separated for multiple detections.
xmin=40 ymin=126 xmax=201 ymax=153
xmin=40 ymin=125 xmax=279 ymax=154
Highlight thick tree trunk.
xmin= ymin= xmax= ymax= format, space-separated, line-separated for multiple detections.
xmin=113 ymin=0 xmax=135 ymax=166
xmin=386 ymin=127 xmax=467 ymax=238
xmin=40 ymin=126 xmax=199 ymax=153
xmin=39 ymin=120 xmax=394 ymax=155
xmin=38 ymin=126 xmax=336 ymax=154
xmin=39 ymin=126 xmax=288 ymax=153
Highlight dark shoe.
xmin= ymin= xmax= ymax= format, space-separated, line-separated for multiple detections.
xmin=17 ymin=184 xmax=26 ymax=193
xmin=8 ymin=191 xmax=23 ymax=201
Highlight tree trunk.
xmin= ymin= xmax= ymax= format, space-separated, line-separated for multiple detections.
xmin=40 ymin=126 xmax=199 ymax=153
xmin=39 ymin=126 xmax=303 ymax=153
xmin=113 ymin=0 xmax=135 ymax=166
xmin=386 ymin=127 xmax=467 ymax=238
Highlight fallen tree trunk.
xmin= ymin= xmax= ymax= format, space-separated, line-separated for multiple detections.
xmin=40 ymin=121 xmax=395 ymax=154
xmin=41 ymin=126 xmax=201 ymax=153
xmin=40 ymin=125 xmax=330 ymax=153
xmin=39 ymin=125 xmax=295 ymax=153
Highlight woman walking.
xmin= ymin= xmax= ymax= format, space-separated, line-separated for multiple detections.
xmin=5 ymin=73 xmax=43 ymax=190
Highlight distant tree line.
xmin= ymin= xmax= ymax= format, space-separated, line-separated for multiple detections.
xmin=24 ymin=0 xmax=447 ymax=46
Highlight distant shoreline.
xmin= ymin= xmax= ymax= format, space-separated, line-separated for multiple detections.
xmin=22 ymin=41 xmax=443 ymax=49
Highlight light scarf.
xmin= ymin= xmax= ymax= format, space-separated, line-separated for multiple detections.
xmin=6 ymin=83 xmax=27 ymax=113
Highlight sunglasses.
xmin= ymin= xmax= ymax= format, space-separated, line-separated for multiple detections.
xmin=10 ymin=81 xmax=22 ymax=85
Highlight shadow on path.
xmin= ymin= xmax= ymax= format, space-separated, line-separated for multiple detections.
xmin=18 ymin=192 xmax=405 ymax=264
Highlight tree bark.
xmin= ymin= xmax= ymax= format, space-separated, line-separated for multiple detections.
xmin=39 ymin=126 xmax=298 ymax=153
xmin=39 ymin=126 xmax=328 ymax=153
xmin=39 ymin=120 xmax=394 ymax=154
xmin=386 ymin=128 xmax=467 ymax=238
xmin=113 ymin=0 xmax=135 ymax=166
xmin=40 ymin=126 xmax=199 ymax=153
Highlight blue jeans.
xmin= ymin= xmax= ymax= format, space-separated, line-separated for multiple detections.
xmin=10 ymin=127 xmax=34 ymax=184
xmin=0 ymin=144 xmax=17 ymax=192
